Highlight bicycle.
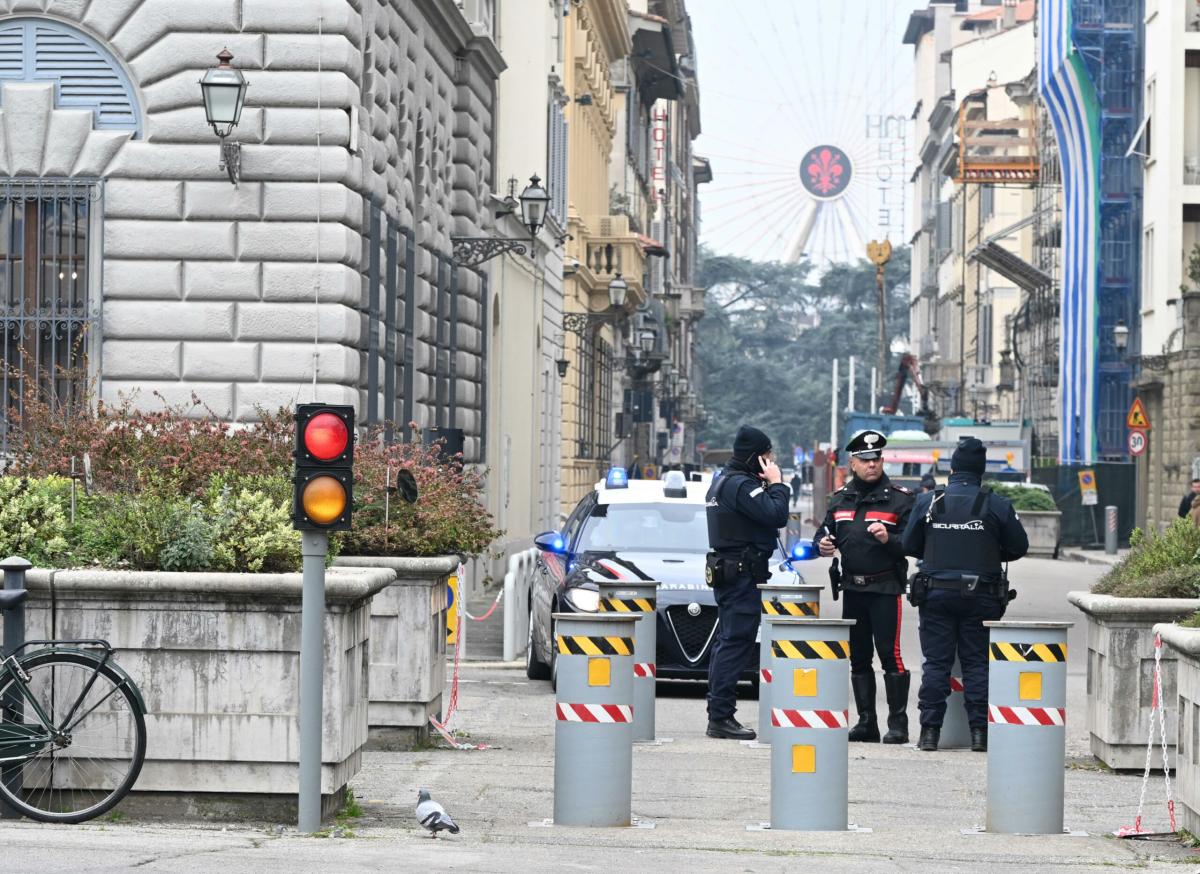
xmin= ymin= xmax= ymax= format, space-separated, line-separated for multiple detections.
xmin=0 ymin=590 xmax=148 ymax=823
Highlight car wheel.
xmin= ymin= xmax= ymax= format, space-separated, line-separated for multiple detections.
xmin=525 ymin=606 xmax=551 ymax=681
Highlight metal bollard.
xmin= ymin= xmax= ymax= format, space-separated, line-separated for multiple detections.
xmin=765 ymin=616 xmax=854 ymax=831
xmin=597 ymin=580 xmax=659 ymax=742
xmin=1105 ymin=506 xmax=1118 ymax=555
xmin=0 ymin=556 xmax=31 ymax=821
xmin=757 ymin=584 xmax=823 ymax=744
xmin=984 ymin=620 xmax=1072 ymax=834
xmin=939 ymin=656 xmax=971 ymax=750
xmin=552 ymin=612 xmax=638 ymax=827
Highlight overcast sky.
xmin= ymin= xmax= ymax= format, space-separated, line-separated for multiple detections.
xmin=690 ymin=0 xmax=926 ymax=265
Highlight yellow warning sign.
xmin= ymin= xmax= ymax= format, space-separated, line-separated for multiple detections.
xmin=1019 ymin=671 xmax=1043 ymax=701
xmin=793 ymin=668 xmax=818 ymax=698
xmin=446 ymin=573 xmax=459 ymax=645
xmin=588 ymin=657 xmax=611 ymax=687
xmin=1127 ymin=397 xmax=1150 ymax=429
xmin=791 ymin=744 xmax=816 ymax=774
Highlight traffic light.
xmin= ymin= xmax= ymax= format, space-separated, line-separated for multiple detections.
xmin=292 ymin=404 xmax=354 ymax=532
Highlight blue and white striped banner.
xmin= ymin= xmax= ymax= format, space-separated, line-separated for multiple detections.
xmin=1038 ymin=0 xmax=1100 ymax=464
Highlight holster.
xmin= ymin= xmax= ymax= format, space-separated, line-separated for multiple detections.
xmin=906 ymin=572 xmax=929 ymax=608
xmin=829 ymin=557 xmax=842 ymax=601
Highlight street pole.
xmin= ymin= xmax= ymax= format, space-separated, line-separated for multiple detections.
xmin=830 ymin=358 xmax=839 ymax=449
xmin=866 ymin=241 xmax=892 ymax=413
xmin=298 ymin=530 xmax=328 ymax=832
xmin=870 ymin=367 xmax=878 ymax=414
xmin=847 ymin=356 xmax=856 ymax=412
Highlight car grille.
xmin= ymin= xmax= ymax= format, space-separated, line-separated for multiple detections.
xmin=665 ymin=604 xmax=719 ymax=663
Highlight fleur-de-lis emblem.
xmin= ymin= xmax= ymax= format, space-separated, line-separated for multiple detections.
xmin=803 ymin=147 xmax=850 ymax=198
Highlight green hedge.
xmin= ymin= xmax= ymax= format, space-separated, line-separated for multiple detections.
xmin=1092 ymin=519 xmax=1200 ymax=597
xmin=985 ymin=482 xmax=1058 ymax=512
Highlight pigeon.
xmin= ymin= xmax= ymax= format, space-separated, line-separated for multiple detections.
xmin=416 ymin=789 xmax=460 ymax=838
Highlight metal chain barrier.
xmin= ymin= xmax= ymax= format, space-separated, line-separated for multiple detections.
xmin=428 ymin=608 xmax=490 ymax=751
xmin=1118 ymin=633 xmax=1176 ymax=837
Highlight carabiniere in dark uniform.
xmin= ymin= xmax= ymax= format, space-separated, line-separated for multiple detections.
xmin=816 ymin=430 xmax=914 ymax=745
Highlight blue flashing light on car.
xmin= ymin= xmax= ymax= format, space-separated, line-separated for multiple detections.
xmin=534 ymin=530 xmax=569 ymax=554
xmin=605 ymin=466 xmax=629 ymax=489
xmin=789 ymin=539 xmax=818 ymax=562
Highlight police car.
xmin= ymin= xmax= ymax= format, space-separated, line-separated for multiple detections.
xmin=525 ymin=468 xmax=811 ymax=686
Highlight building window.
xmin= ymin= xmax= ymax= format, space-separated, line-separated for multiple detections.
xmin=1143 ymin=225 xmax=1154 ymax=309
xmin=576 ymin=335 xmax=595 ymax=459
xmin=0 ymin=180 xmax=98 ymax=442
xmin=979 ymin=185 xmax=995 ymax=224
xmin=575 ymin=335 xmax=613 ymax=460
xmin=548 ymin=99 xmax=568 ymax=223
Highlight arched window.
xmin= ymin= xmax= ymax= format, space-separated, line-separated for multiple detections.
xmin=0 ymin=17 xmax=141 ymax=136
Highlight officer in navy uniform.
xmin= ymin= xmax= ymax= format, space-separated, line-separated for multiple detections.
xmin=901 ymin=436 xmax=1029 ymax=752
xmin=704 ymin=425 xmax=791 ymax=740
xmin=816 ymin=430 xmax=915 ymax=744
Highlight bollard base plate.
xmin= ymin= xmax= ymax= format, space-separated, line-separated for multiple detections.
xmin=748 ymin=822 xmax=872 ymax=833
xmin=634 ymin=737 xmax=674 ymax=746
xmin=961 ymin=826 xmax=1088 ymax=837
xmin=739 ymin=741 xmax=770 ymax=749
xmin=531 ymin=817 xmax=657 ymax=830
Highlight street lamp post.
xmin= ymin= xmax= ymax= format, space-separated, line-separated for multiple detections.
xmin=451 ymin=174 xmax=550 ymax=267
xmin=199 ymin=48 xmax=249 ymax=187
xmin=563 ymin=274 xmax=631 ymax=336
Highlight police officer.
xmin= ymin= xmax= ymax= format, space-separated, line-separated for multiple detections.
xmin=816 ymin=430 xmax=914 ymax=744
xmin=901 ymin=436 xmax=1029 ymax=752
xmin=704 ymin=425 xmax=791 ymax=740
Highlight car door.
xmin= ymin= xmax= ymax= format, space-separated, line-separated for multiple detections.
xmin=532 ymin=493 xmax=594 ymax=660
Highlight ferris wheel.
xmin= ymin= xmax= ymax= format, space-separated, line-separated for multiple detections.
xmin=697 ymin=0 xmax=918 ymax=266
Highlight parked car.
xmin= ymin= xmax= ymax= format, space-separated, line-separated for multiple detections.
xmin=525 ymin=469 xmax=813 ymax=686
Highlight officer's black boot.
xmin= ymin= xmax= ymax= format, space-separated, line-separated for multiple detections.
xmin=881 ymin=671 xmax=910 ymax=744
xmin=970 ymin=726 xmax=987 ymax=752
xmin=848 ymin=673 xmax=880 ymax=742
xmin=918 ymin=725 xmax=940 ymax=751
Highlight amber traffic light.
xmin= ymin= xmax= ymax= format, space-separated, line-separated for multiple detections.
xmin=293 ymin=404 xmax=354 ymax=531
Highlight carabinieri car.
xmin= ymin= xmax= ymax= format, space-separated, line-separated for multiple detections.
xmin=525 ymin=468 xmax=811 ymax=687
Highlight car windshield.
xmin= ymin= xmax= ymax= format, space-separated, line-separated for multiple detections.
xmin=576 ymin=502 xmax=708 ymax=554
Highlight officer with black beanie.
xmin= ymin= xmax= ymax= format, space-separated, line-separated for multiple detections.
xmin=902 ymin=436 xmax=1029 ymax=752
xmin=704 ymin=425 xmax=791 ymax=739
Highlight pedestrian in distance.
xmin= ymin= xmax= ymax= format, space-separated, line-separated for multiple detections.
xmin=1179 ymin=478 xmax=1200 ymax=519
xmin=790 ymin=471 xmax=803 ymax=507
xmin=901 ymin=436 xmax=1029 ymax=753
xmin=703 ymin=425 xmax=791 ymax=740
xmin=816 ymin=430 xmax=915 ymax=745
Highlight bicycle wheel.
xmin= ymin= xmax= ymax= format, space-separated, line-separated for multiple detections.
xmin=0 ymin=650 xmax=146 ymax=823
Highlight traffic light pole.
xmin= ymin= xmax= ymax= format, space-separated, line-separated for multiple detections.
xmin=298 ymin=529 xmax=328 ymax=833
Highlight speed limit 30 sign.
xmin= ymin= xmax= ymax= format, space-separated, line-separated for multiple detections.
xmin=1128 ymin=429 xmax=1148 ymax=457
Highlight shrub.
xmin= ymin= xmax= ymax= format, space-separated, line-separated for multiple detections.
xmin=986 ymin=482 xmax=1058 ymax=512
xmin=1093 ymin=564 xmax=1200 ymax=599
xmin=208 ymin=477 xmax=303 ymax=573
xmin=1093 ymin=519 xmax=1200 ymax=596
xmin=0 ymin=477 xmax=72 ymax=566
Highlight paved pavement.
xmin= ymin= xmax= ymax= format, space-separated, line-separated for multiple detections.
xmin=5 ymin=557 xmax=1196 ymax=872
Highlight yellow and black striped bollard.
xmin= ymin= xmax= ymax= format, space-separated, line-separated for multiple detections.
xmin=756 ymin=584 xmax=823 ymax=744
xmin=598 ymin=581 xmax=660 ymax=742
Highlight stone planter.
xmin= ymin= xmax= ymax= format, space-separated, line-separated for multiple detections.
xmin=23 ymin=565 xmax=394 ymax=822
xmin=333 ymin=555 xmax=457 ymax=749
xmin=1020 ymin=510 xmax=1062 ymax=558
xmin=1068 ymin=591 xmax=1200 ymax=769
xmin=1155 ymin=623 xmax=1200 ymax=836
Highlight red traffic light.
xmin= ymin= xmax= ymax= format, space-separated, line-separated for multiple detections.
xmin=303 ymin=412 xmax=349 ymax=461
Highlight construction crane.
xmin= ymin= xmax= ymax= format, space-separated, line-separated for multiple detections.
xmin=881 ymin=353 xmax=940 ymax=436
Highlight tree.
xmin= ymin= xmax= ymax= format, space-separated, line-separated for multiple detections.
xmin=695 ymin=247 xmax=911 ymax=458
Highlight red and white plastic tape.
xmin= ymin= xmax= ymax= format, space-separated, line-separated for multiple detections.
xmin=761 ymin=668 xmax=773 ymax=683
xmin=556 ymin=703 xmax=634 ymax=724
xmin=988 ymin=705 xmax=1066 ymax=726
xmin=770 ymin=708 xmax=849 ymax=729
xmin=633 ymin=662 xmax=656 ymax=678
xmin=950 ymin=676 xmax=965 ymax=693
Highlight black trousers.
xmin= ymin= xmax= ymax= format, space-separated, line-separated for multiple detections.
xmin=917 ymin=589 xmax=1006 ymax=729
xmin=841 ymin=590 xmax=907 ymax=675
xmin=706 ymin=571 xmax=760 ymax=721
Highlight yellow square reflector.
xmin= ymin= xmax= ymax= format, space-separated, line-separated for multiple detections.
xmin=791 ymin=744 xmax=816 ymax=774
xmin=588 ymin=657 xmax=611 ymax=687
xmin=1019 ymin=671 xmax=1042 ymax=701
xmin=793 ymin=668 xmax=818 ymax=697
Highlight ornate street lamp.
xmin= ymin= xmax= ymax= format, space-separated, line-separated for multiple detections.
xmin=608 ymin=272 xmax=628 ymax=309
xmin=1113 ymin=319 xmax=1130 ymax=354
xmin=556 ymin=357 xmax=569 ymax=378
xmin=639 ymin=327 xmax=656 ymax=353
xmin=452 ymin=174 xmax=551 ymax=267
xmin=199 ymin=48 xmax=249 ymax=186
xmin=997 ymin=349 xmax=1015 ymax=392
xmin=564 ymin=272 xmax=632 ymax=336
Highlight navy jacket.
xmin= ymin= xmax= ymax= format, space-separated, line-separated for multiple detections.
xmin=901 ymin=473 xmax=1029 ymax=579
xmin=706 ymin=470 xmax=791 ymax=553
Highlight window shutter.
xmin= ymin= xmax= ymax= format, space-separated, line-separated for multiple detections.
xmin=0 ymin=22 xmax=23 ymax=80
xmin=33 ymin=22 xmax=139 ymax=132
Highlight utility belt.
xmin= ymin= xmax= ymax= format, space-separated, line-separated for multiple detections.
xmin=705 ymin=546 xmax=771 ymax=588
xmin=906 ymin=571 xmax=1016 ymax=608
xmin=829 ymin=563 xmax=904 ymax=598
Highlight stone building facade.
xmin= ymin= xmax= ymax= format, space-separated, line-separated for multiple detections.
xmin=0 ymin=0 xmax=503 ymax=463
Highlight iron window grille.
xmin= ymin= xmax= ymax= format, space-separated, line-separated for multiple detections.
xmin=0 ymin=178 xmax=101 ymax=449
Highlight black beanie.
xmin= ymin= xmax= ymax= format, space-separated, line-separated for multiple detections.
xmin=951 ymin=437 xmax=987 ymax=476
xmin=732 ymin=425 xmax=772 ymax=462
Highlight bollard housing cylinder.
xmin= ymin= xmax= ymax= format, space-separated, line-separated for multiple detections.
xmin=940 ymin=655 xmax=971 ymax=750
xmin=984 ymin=621 xmax=1072 ymax=834
xmin=552 ymin=612 xmax=638 ymax=827
xmin=1104 ymin=506 xmax=1118 ymax=555
xmin=757 ymin=584 xmax=824 ymax=743
xmin=597 ymin=581 xmax=659 ymax=742
xmin=765 ymin=616 xmax=854 ymax=831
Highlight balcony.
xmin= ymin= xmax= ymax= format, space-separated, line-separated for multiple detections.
xmin=574 ymin=214 xmax=648 ymax=310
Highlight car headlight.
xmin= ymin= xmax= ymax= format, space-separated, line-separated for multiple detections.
xmin=564 ymin=586 xmax=600 ymax=612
